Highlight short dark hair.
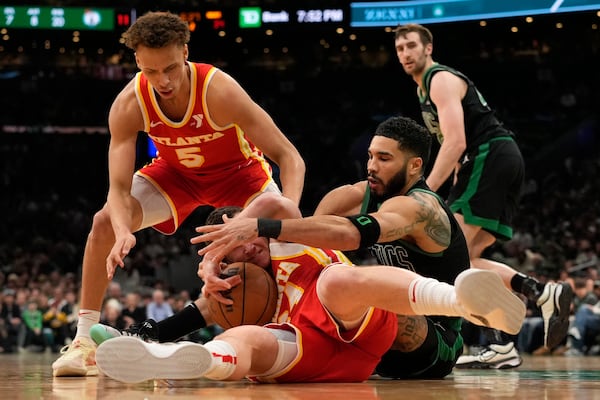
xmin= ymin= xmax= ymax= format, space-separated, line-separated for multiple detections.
xmin=124 ymin=11 xmax=190 ymax=50
xmin=205 ymin=206 xmax=243 ymax=226
xmin=394 ymin=23 xmax=433 ymax=46
xmin=374 ymin=116 xmax=432 ymax=168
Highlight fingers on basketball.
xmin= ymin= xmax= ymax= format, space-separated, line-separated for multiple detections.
xmin=207 ymin=262 xmax=278 ymax=329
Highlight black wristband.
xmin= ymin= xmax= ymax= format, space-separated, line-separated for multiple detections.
xmin=257 ymin=218 xmax=282 ymax=239
xmin=346 ymin=214 xmax=381 ymax=248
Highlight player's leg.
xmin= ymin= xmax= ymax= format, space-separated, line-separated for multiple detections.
xmin=91 ymin=296 xmax=215 ymax=345
xmin=52 ymin=175 xmax=170 ymax=377
xmin=376 ymin=316 xmax=462 ymax=379
xmin=95 ymin=325 xmax=289 ymax=383
xmin=461 ymin=215 xmax=573 ymax=349
xmin=51 ymin=205 xmax=133 ymax=377
xmin=454 ymin=216 xmax=523 ymax=368
xmin=315 ymin=264 xmax=524 ymax=334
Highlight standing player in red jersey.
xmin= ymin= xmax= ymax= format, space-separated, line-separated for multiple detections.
xmin=52 ymin=11 xmax=305 ymax=377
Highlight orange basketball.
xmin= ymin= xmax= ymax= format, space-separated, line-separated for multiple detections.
xmin=207 ymin=262 xmax=278 ymax=329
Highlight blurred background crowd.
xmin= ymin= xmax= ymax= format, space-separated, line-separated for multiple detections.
xmin=1 ymin=1 xmax=599 ymax=356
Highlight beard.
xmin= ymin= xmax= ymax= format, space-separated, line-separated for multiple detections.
xmin=369 ymin=164 xmax=408 ymax=203
xmin=402 ymin=53 xmax=427 ymax=76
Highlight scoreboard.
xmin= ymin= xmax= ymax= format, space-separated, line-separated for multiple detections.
xmin=1 ymin=6 xmax=114 ymax=30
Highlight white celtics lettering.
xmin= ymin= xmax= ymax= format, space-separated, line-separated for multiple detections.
xmin=370 ymin=243 xmax=415 ymax=272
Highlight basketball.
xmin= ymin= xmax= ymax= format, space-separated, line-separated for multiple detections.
xmin=207 ymin=262 xmax=278 ymax=329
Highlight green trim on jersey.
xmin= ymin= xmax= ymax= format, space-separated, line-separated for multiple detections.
xmin=449 ymin=137 xmax=514 ymax=239
xmin=435 ymin=317 xmax=464 ymax=362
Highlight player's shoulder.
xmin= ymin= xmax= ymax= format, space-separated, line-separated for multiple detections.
xmin=326 ymin=181 xmax=366 ymax=200
xmin=315 ymin=181 xmax=366 ymax=215
xmin=112 ymin=78 xmax=138 ymax=111
xmin=109 ymin=79 xmax=144 ymax=131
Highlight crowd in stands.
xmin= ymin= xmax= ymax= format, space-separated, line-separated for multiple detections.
xmin=1 ymin=12 xmax=600 ymax=355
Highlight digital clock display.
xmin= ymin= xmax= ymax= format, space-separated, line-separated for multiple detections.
xmin=296 ymin=9 xmax=344 ymax=23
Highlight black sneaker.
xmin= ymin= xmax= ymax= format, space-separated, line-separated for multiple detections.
xmin=537 ymin=282 xmax=574 ymax=348
xmin=90 ymin=319 xmax=159 ymax=345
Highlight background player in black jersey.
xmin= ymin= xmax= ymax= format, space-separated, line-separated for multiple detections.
xmin=195 ymin=116 xmax=526 ymax=379
xmin=392 ymin=23 xmax=573 ymax=368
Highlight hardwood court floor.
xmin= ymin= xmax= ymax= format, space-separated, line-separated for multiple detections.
xmin=1 ymin=352 xmax=599 ymax=399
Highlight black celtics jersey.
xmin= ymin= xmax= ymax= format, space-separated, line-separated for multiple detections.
xmin=419 ymin=63 xmax=514 ymax=154
xmin=360 ymin=178 xmax=469 ymax=285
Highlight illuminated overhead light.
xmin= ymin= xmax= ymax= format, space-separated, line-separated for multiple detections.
xmin=2 ymin=34 xmax=9 ymax=41
xmin=592 ymin=23 xmax=598 ymax=30
xmin=235 ymin=36 xmax=243 ymax=43
xmin=263 ymin=47 xmax=270 ymax=54
xmin=336 ymin=27 xmax=344 ymax=34
xmin=384 ymin=27 xmax=393 ymax=32
xmin=266 ymin=29 xmax=273 ymax=36
xmin=479 ymin=20 xmax=487 ymax=27
xmin=556 ymin=22 xmax=563 ymax=28
xmin=218 ymin=30 xmax=226 ymax=37
xmin=1 ymin=28 xmax=7 ymax=34
xmin=349 ymin=34 xmax=357 ymax=40
xmin=205 ymin=11 xmax=222 ymax=20
xmin=525 ymin=17 xmax=533 ymax=23
xmin=511 ymin=26 xmax=518 ymax=32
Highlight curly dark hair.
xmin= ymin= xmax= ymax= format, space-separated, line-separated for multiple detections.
xmin=374 ymin=116 xmax=432 ymax=168
xmin=124 ymin=11 xmax=190 ymax=50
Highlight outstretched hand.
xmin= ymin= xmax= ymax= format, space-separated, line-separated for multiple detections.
xmin=191 ymin=215 xmax=260 ymax=260
xmin=106 ymin=232 xmax=137 ymax=279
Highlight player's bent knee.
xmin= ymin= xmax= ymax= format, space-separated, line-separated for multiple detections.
xmin=316 ymin=264 xmax=357 ymax=310
xmin=88 ymin=208 xmax=113 ymax=240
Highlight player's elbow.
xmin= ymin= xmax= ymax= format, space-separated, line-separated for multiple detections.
xmin=251 ymin=192 xmax=300 ymax=218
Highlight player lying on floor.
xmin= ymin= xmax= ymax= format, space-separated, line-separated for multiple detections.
xmin=95 ymin=117 xmax=526 ymax=383
xmin=95 ymin=204 xmax=525 ymax=383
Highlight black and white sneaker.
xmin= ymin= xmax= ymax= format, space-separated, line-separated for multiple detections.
xmin=537 ymin=282 xmax=574 ymax=348
xmin=455 ymin=342 xmax=522 ymax=369
xmin=90 ymin=319 xmax=159 ymax=345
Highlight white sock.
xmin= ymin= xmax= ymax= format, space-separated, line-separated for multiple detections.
xmin=203 ymin=340 xmax=238 ymax=380
xmin=75 ymin=309 xmax=101 ymax=339
xmin=408 ymin=277 xmax=464 ymax=317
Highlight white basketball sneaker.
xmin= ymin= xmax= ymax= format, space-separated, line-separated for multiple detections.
xmin=454 ymin=269 xmax=526 ymax=335
xmin=95 ymin=336 xmax=213 ymax=383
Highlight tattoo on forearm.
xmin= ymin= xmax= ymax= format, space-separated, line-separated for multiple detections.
xmin=383 ymin=192 xmax=450 ymax=246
